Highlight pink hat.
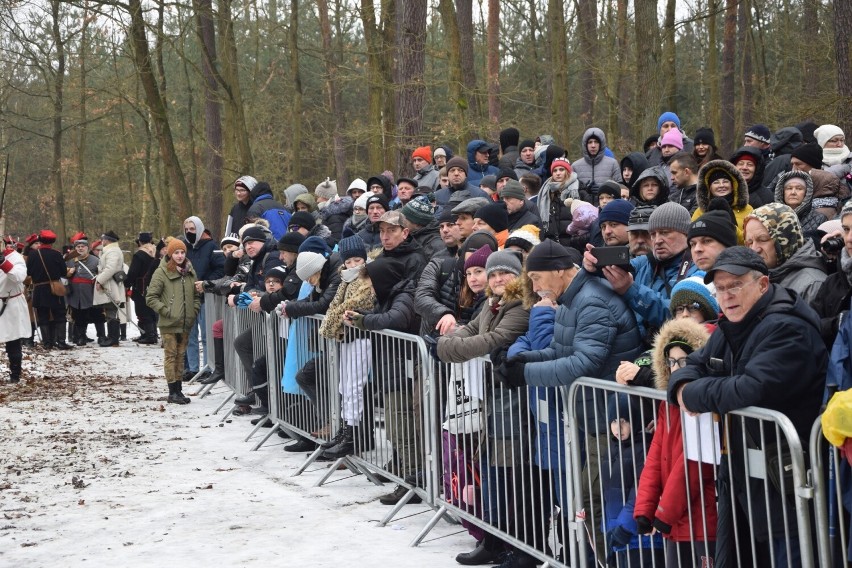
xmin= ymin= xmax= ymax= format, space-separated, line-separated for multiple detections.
xmin=659 ymin=129 xmax=684 ymax=150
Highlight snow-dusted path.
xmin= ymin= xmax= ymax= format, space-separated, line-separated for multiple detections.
xmin=0 ymin=342 xmax=468 ymax=567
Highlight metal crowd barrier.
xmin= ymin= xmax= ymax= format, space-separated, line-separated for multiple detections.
xmin=810 ymin=416 xmax=851 ymax=568
xmin=566 ymin=377 xmax=817 ymax=568
xmin=194 ymin=292 xmax=225 ymax=396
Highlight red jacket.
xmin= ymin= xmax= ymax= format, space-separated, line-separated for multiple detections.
xmin=634 ymin=401 xmax=718 ymax=542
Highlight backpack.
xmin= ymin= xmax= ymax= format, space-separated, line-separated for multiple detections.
xmin=261 ymin=208 xmax=292 ymax=240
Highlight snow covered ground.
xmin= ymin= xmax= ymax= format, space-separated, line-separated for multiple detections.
xmin=0 ymin=340 xmax=470 ymax=567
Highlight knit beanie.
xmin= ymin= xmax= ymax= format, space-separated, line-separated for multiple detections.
xmin=693 ymin=127 xmax=716 ymax=148
xmin=295 ymin=252 xmax=327 ymax=281
xmin=745 ymin=203 xmax=804 ymax=265
xmin=519 ymin=139 xmax=535 ymax=153
xmin=411 ymin=146 xmax=432 ymax=164
xmin=598 ymin=199 xmax=635 ymax=227
xmin=241 ymin=226 xmax=267 ymax=244
xmin=791 ymin=143 xmax=824 ymax=169
xmin=648 ymin=202 xmax=692 ymax=234
xmin=277 ymin=231 xmax=306 ymax=252
xmin=315 ymin=178 xmax=338 ymax=200
xmin=688 ymin=210 xmax=738 ymax=248
xmin=500 ymin=179 xmax=526 ymax=201
xmin=400 ymin=195 xmax=434 ymax=227
xmin=235 ymin=175 xmax=258 ymax=192
xmin=659 ymin=129 xmax=684 ymax=150
xmin=347 ymin=178 xmax=367 ymax=195
xmin=480 ymin=175 xmax=498 ymax=192
xmin=166 ymin=238 xmax=186 ymax=257
xmin=289 ymin=211 xmax=316 ymax=230
xmin=136 ymin=232 xmax=152 ymax=244
xmin=669 ymin=276 xmax=720 ymax=322
xmin=550 ymin=158 xmax=572 ymax=174
xmin=338 ymin=235 xmax=367 ymax=262
xmin=365 ymin=193 xmax=390 ymax=212
xmin=597 ymin=181 xmax=622 ymax=199
xmin=497 ymin=167 xmax=518 ymax=182
xmin=841 ymin=200 xmax=852 ymax=220
xmin=298 ymin=235 xmax=331 ymax=256
xmin=353 ymin=193 xmax=370 ymax=211
xmin=474 ymin=202 xmax=509 ymax=233
xmin=433 ymin=146 xmax=447 ymax=159
xmin=815 ymin=124 xmax=845 ymax=148
xmin=486 ymin=249 xmax=523 ymax=276
xmin=657 ymin=112 xmax=681 ymax=131
xmin=464 ymin=245 xmax=493 ymax=272
xmin=525 ymin=239 xmax=581 ymax=272
xmin=499 ymin=127 xmax=520 ymax=152
xmin=744 ymin=124 xmax=772 ymax=145
xmin=504 ymin=225 xmax=541 ymax=252
xmin=446 ymin=156 xmax=469 ymax=175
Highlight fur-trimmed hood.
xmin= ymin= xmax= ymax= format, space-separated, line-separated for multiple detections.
xmin=651 ymin=318 xmax=710 ymax=391
xmin=773 ymin=170 xmax=814 ymax=219
xmin=487 ymin=273 xmax=525 ymax=304
xmin=696 ymin=159 xmax=750 ymax=212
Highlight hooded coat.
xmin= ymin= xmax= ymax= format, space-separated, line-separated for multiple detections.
xmin=571 ymin=128 xmax=621 ymax=191
xmin=668 ymin=284 xmax=827 ymax=566
xmin=283 ymin=184 xmax=309 ymax=210
xmin=318 ymin=195 xmax=353 ymax=245
xmin=773 ymin=171 xmax=827 ymax=236
xmin=809 ymin=168 xmax=848 ymax=219
xmin=183 ymin=216 xmax=225 ymax=281
xmin=414 ymin=164 xmax=440 ymax=191
xmin=620 ymin=152 xmax=650 ymax=191
xmin=247 ymin=183 xmax=291 ymax=239
xmin=761 ymin=127 xmax=804 ymax=196
xmin=629 ymin=166 xmax=671 ymax=208
xmin=146 ymin=258 xmax=200 ymax=334
xmin=355 ymin=221 xmax=383 ymax=250
xmin=465 ymin=140 xmax=500 ymax=186
xmin=537 ymin=171 xmax=581 ymax=247
xmin=692 ymin=160 xmax=753 ymax=244
xmin=634 ymin=319 xmax=717 ymax=543
xmin=729 ymin=146 xmax=773 ymax=207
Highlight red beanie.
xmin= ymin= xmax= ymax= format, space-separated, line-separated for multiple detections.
xmin=411 ymin=146 xmax=432 ymax=164
xmin=550 ymin=158 xmax=573 ymax=174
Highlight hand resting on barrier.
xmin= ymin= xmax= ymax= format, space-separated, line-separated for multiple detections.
xmin=615 ymin=361 xmax=640 ymax=385
xmin=493 ymin=356 xmax=526 ymax=389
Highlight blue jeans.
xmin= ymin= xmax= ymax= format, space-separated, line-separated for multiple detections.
xmin=184 ymin=310 xmax=207 ymax=372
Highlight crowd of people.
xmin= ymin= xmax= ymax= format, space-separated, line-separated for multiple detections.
xmin=1 ymin=115 xmax=850 ymax=568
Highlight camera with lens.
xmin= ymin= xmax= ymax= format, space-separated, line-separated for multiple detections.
xmin=822 ymin=236 xmax=844 ymax=255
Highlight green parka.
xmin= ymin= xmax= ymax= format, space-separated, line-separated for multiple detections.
xmin=145 ymin=259 xmax=201 ymax=334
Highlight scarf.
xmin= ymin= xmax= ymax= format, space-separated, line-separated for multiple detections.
xmin=823 ymin=146 xmax=851 ymax=167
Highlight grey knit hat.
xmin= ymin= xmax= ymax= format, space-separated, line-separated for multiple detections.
xmin=648 ymin=202 xmax=692 ymax=234
xmin=295 ymin=251 xmax=328 ymax=281
xmin=314 ymin=178 xmax=338 ymax=200
xmin=500 ymin=179 xmax=526 ymax=201
xmin=485 ymin=249 xmax=523 ymax=276
xmin=841 ymin=200 xmax=852 ymax=220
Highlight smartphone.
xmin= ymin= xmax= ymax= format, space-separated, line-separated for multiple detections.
xmin=592 ymin=246 xmax=631 ymax=268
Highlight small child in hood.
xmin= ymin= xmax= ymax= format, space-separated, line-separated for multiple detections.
xmin=564 ymin=198 xmax=599 ymax=237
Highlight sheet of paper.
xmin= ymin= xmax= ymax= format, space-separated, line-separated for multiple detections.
xmin=683 ymin=412 xmax=721 ymax=465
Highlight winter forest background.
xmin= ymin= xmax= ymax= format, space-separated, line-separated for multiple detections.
xmin=1 ymin=0 xmax=851 ymax=242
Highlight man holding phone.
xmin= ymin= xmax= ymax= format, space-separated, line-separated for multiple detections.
xmin=583 ymin=202 xmax=700 ymax=340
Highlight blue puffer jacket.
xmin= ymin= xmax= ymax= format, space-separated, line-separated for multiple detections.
xmin=516 ymin=269 xmax=643 ymax=434
xmin=623 ymin=251 xmax=701 ymax=337
xmin=466 ymin=139 xmax=499 ymax=186
xmin=185 ymin=235 xmax=224 ymax=282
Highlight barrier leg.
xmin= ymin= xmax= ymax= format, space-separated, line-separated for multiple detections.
xmin=291 ymin=447 xmax=326 ymax=477
xmin=378 ymin=487 xmax=420 ymax=527
xmin=409 ymin=505 xmax=449 ymax=546
xmin=313 ymin=457 xmax=361 ymax=487
xmin=213 ymin=391 xmax=236 ymax=415
xmin=245 ymin=413 xmax=271 ymax=442
xmin=219 ymin=404 xmax=238 ymax=422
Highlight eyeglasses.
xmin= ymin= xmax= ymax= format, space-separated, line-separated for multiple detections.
xmin=715 ymin=277 xmax=760 ymax=296
xmin=674 ymin=302 xmax=702 ymax=315
xmin=667 ymin=357 xmax=688 ymax=369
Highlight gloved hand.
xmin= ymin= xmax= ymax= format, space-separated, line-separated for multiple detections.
xmin=489 ymin=346 xmax=508 ymax=368
xmin=494 ymin=358 xmax=526 ymax=388
xmin=635 ymin=515 xmax=653 ymax=535
xmin=349 ymin=312 xmax=366 ymax=330
xmin=652 ymin=517 xmax=672 ymax=535
xmin=275 ymin=301 xmax=287 ymax=317
xmin=236 ymin=291 xmax=254 ymax=308
xmin=606 ymin=525 xmax=633 ymax=549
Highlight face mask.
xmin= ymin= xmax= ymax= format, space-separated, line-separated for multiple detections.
xmin=341 ymin=265 xmax=362 ymax=283
xmin=185 ymin=231 xmax=197 ymax=244
xmin=352 ymin=213 xmax=367 ymax=226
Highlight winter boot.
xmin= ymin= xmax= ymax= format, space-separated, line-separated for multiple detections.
xmin=119 ymin=323 xmax=127 ymax=341
xmin=94 ymin=320 xmax=106 ymax=343
xmin=199 ymin=336 xmax=225 ymax=383
xmin=321 ymin=425 xmax=355 ymax=459
xmin=9 ymin=355 xmax=22 ymax=384
xmin=234 ymin=392 xmax=256 ymax=405
xmin=39 ymin=324 xmax=55 ymax=350
xmin=53 ymin=322 xmax=73 ymax=350
xmin=138 ymin=321 xmax=159 ymax=345
xmin=73 ymin=323 xmax=88 ymax=346
xmin=167 ymin=382 xmax=188 ymax=405
xmin=99 ymin=320 xmax=120 ymax=347
xmin=320 ymin=424 xmax=350 ymax=449
xmin=175 ymin=380 xmax=191 ymax=404
xmin=456 ymin=533 xmax=503 ymax=565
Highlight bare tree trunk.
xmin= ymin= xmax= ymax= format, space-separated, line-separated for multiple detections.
xmin=721 ymin=0 xmax=737 ymax=156
xmin=738 ymin=0 xmax=754 ymax=133
xmin=576 ymin=0 xmax=597 ymax=124
xmin=128 ymin=0 xmax=191 ymax=224
xmin=50 ymin=0 xmax=67 ymax=242
xmin=74 ymin=2 xmax=90 ymax=234
xmin=803 ymin=0 xmax=819 ymax=91
xmin=708 ymin=0 xmax=721 ymax=136
xmin=662 ymin=0 xmax=677 ymax=112
xmin=196 ymin=0 xmax=224 ymax=231
xmin=548 ymin=0 xmax=570 ymax=145
xmin=456 ymin=0 xmax=481 ymax=121
xmin=289 ymin=0 xmax=303 ymax=180
xmin=634 ymin=0 xmax=658 ymax=139
xmin=218 ymin=0 xmax=255 ymax=174
xmin=486 ymin=0 xmax=500 ymax=129
xmin=317 ymin=0 xmax=348 ymax=187
xmin=437 ymin=0 xmax=471 ymax=145
xmin=361 ymin=0 xmax=389 ymax=172
xmin=835 ymin=0 xmax=852 ymax=132
xmin=615 ymin=0 xmax=630 ymax=146
xmin=394 ymin=0 xmax=427 ymax=175
xmin=381 ymin=0 xmax=396 ymax=169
